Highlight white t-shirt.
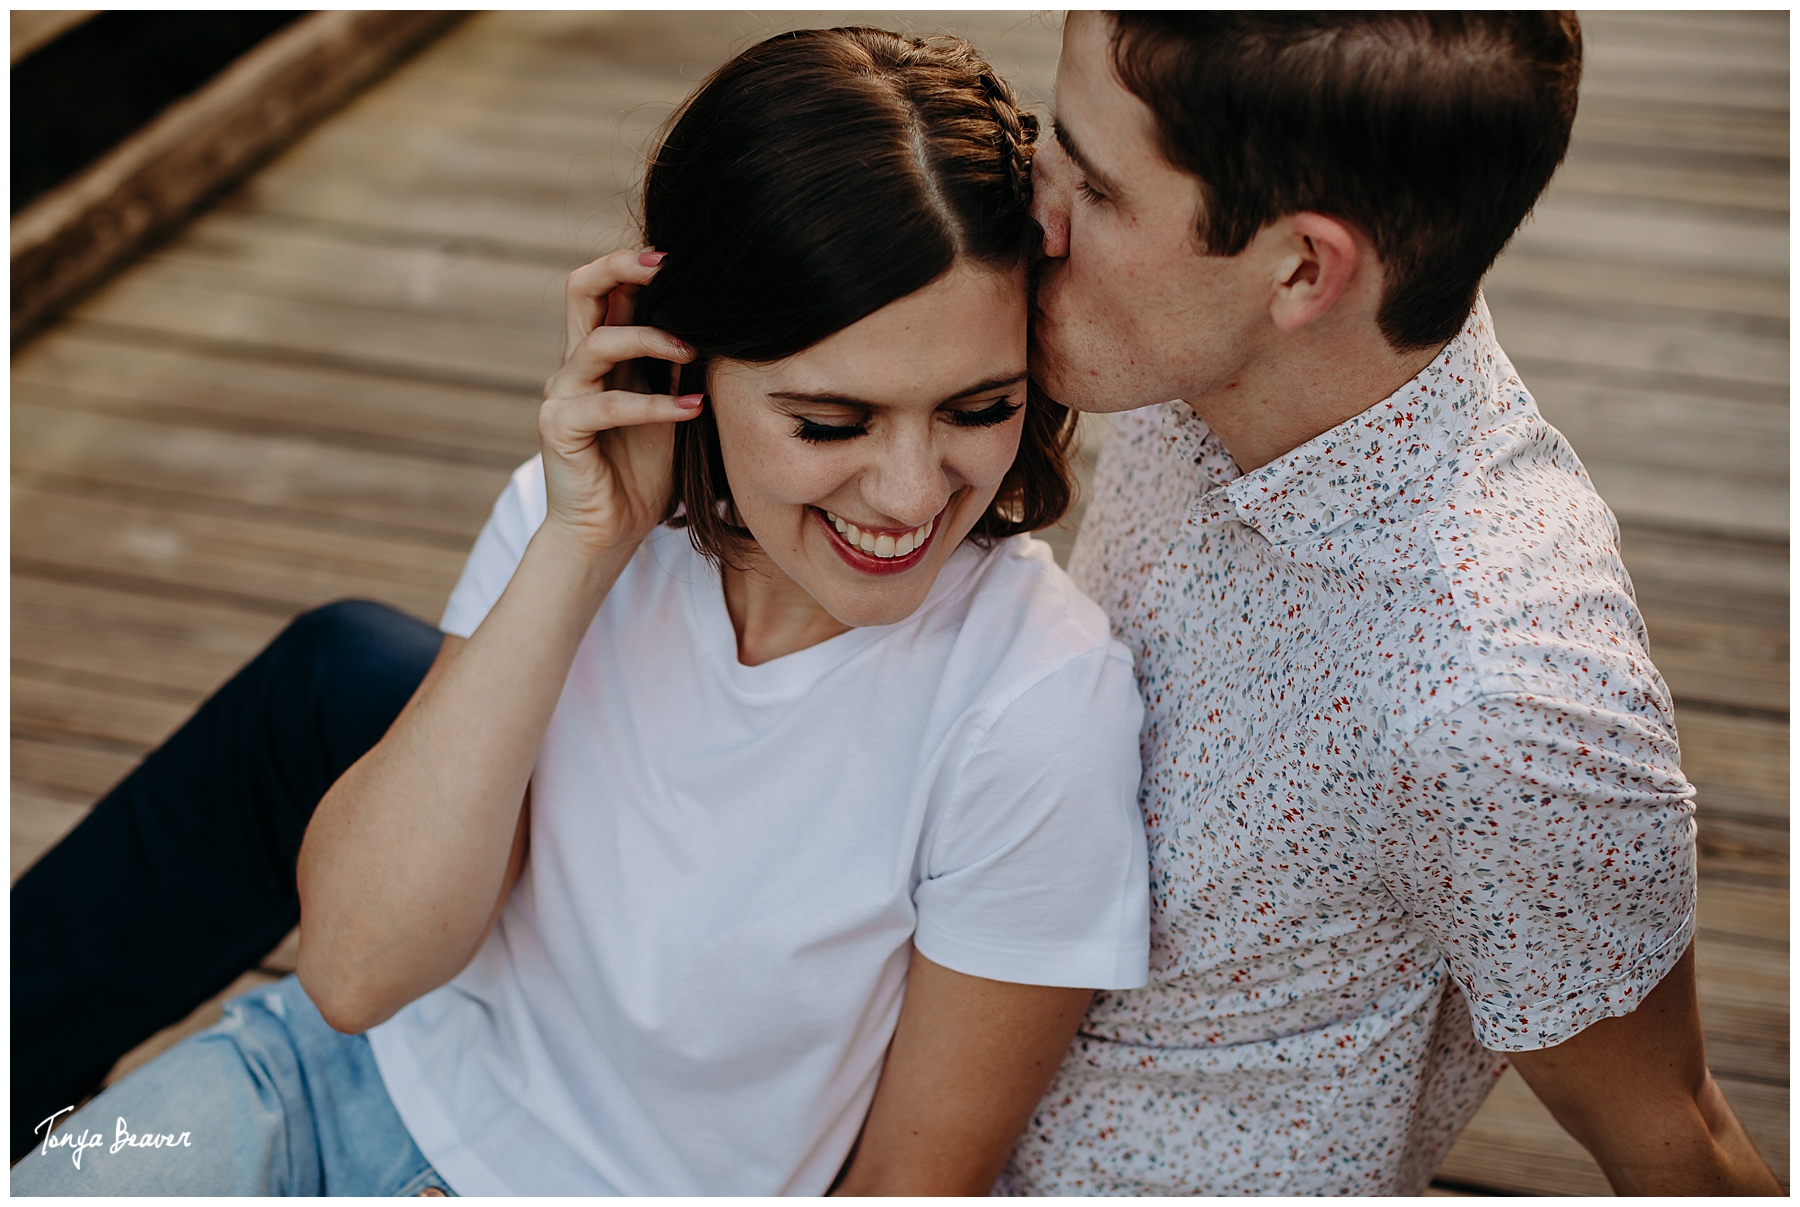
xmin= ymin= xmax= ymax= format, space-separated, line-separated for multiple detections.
xmin=367 ymin=458 xmax=1150 ymax=1196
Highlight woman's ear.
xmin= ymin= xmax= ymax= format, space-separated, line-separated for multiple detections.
xmin=1266 ymin=212 xmax=1363 ymax=333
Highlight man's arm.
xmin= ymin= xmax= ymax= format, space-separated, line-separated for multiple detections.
xmin=1507 ymin=942 xmax=1780 ymax=1194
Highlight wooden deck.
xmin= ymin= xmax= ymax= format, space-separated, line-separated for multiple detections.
xmin=11 ymin=11 xmax=1787 ymax=1193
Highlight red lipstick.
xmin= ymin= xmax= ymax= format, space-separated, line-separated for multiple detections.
xmin=812 ymin=507 xmax=941 ymax=576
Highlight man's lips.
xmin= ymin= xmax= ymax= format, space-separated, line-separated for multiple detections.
xmin=812 ymin=506 xmax=940 ymax=576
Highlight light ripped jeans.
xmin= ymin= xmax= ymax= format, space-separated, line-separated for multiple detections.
xmin=11 ymin=974 xmax=454 ymax=1196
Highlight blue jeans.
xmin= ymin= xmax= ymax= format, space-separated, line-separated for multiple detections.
xmin=12 ymin=601 xmax=441 ymax=1161
xmin=10 ymin=975 xmax=453 ymax=1196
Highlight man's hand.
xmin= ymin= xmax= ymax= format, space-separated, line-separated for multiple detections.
xmin=1507 ymin=942 xmax=1781 ymax=1194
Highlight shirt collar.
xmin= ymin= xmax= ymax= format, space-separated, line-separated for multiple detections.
xmin=1199 ymin=296 xmax=1524 ymax=546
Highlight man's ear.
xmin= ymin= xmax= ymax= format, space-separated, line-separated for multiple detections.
xmin=1266 ymin=213 xmax=1362 ymax=333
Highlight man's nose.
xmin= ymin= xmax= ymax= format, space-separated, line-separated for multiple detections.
xmin=1030 ymin=138 xmax=1072 ymax=260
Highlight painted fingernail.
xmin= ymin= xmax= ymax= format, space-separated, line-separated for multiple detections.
xmin=639 ymin=251 xmax=667 ymax=267
xmin=675 ymin=393 xmax=704 ymax=409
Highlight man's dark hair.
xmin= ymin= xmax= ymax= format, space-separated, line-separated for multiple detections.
xmin=1109 ymin=12 xmax=1583 ymax=349
xmin=636 ymin=26 xmax=1074 ymax=568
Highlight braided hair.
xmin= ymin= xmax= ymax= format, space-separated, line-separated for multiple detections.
xmin=635 ymin=27 xmax=1074 ymax=568
xmin=879 ymin=34 xmax=1042 ymax=254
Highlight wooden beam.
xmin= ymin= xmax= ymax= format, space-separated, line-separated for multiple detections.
xmin=10 ymin=10 xmax=97 ymax=65
xmin=10 ymin=10 xmax=463 ymax=344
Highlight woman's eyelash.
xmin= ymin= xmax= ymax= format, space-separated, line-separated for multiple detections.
xmin=949 ymin=398 xmax=1023 ymax=428
xmin=1077 ymin=180 xmax=1107 ymax=205
xmin=794 ymin=418 xmax=867 ymax=443
xmin=792 ymin=398 xmax=1021 ymax=443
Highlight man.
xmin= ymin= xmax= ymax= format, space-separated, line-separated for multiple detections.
xmin=1000 ymin=11 xmax=1780 ymax=1195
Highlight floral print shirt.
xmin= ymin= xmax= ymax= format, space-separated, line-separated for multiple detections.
xmin=999 ymin=300 xmax=1696 ymax=1195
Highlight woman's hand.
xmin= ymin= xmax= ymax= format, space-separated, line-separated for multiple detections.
xmin=540 ymin=248 xmax=701 ymax=555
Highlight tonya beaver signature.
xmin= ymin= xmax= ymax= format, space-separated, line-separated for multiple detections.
xmin=35 ymin=1106 xmax=193 ymax=1169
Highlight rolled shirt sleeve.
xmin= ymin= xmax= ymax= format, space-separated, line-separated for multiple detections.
xmin=1384 ymin=689 xmax=1697 ymax=1051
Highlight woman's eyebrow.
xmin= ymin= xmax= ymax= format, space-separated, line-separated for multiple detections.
xmin=768 ymin=371 xmax=1028 ymax=408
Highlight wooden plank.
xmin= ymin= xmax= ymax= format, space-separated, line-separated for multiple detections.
xmin=12 ymin=734 xmax=142 ymax=803
xmin=1578 ymin=65 xmax=1787 ymax=113
xmin=13 ymin=400 xmax=513 ymax=541
xmin=11 ymin=787 xmax=92 ymax=885
xmin=386 ymin=10 xmax=1063 ymax=100
xmin=234 ymin=9 xmax=1063 ymax=251
xmin=14 ymin=576 xmax=283 ymax=697
xmin=236 ymin=172 xmax=630 ymax=258
xmin=1522 ymin=380 xmax=1786 ymax=480
xmin=1508 ymin=200 xmax=1786 ymax=281
xmin=1572 ymin=101 xmax=1788 ymax=160
xmin=11 ymin=331 xmax=538 ymax=466
xmin=242 ymin=95 xmax=667 ymax=197
xmin=1678 ymin=710 xmax=1788 ymax=819
xmin=1697 ymin=882 xmax=1787 ymax=948
xmin=1616 ymin=525 xmax=1786 ymax=626
xmin=1486 ymin=253 xmax=1788 ymax=321
xmin=148 ymin=208 xmax=577 ymax=321
xmin=1579 ymin=462 xmax=1787 ymax=542
xmin=68 ymin=276 xmax=558 ymax=393
xmin=1583 ymin=40 xmax=1790 ymax=86
xmin=13 ymin=671 xmax=200 ymax=753
xmin=1697 ymin=813 xmax=1789 ymax=887
xmin=1551 ymin=157 xmax=1787 ymax=216
xmin=289 ymin=75 xmax=688 ymax=159
xmin=10 ymin=11 xmax=98 ymax=64
xmin=1640 ymin=608 xmax=1787 ymax=715
xmin=1515 ymin=374 xmax=1787 ymax=541
xmin=1579 ymin=9 xmax=1788 ymax=45
xmin=14 ymin=484 xmax=464 ymax=621
xmin=1564 ymin=133 xmax=1784 ymax=179
xmin=12 ymin=11 xmax=461 ymax=341
xmin=1492 ymin=306 xmax=1788 ymax=392
xmin=1695 ymin=937 xmax=1789 ymax=1079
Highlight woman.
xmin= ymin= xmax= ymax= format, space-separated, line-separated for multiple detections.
xmin=12 ymin=28 xmax=1147 ymax=1196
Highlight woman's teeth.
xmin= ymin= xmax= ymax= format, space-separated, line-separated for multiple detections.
xmin=825 ymin=511 xmax=934 ymax=559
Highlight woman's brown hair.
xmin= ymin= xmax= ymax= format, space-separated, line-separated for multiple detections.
xmin=633 ymin=26 xmax=1075 ymax=568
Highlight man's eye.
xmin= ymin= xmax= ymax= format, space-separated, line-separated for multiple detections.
xmin=1077 ymin=180 xmax=1107 ymax=205
xmin=948 ymin=399 xmax=1023 ymax=428
xmin=794 ymin=418 xmax=867 ymax=443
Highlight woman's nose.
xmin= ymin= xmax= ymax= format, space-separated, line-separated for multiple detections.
xmin=862 ymin=432 xmax=953 ymax=528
